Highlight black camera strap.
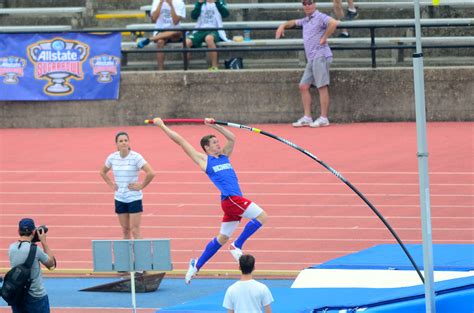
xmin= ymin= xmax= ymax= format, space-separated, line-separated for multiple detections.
xmin=16 ymin=243 xmax=37 ymax=268
xmin=17 ymin=240 xmax=30 ymax=249
xmin=24 ymin=244 xmax=37 ymax=268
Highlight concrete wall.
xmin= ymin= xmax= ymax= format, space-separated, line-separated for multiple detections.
xmin=1 ymin=67 xmax=473 ymax=128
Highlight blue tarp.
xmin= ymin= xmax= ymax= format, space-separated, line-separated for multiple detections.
xmin=158 ymin=244 xmax=474 ymax=313
xmin=158 ymin=276 xmax=474 ymax=313
xmin=311 ymin=244 xmax=474 ymax=271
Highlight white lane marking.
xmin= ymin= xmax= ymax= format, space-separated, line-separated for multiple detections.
xmin=0 ymin=170 xmax=473 ymax=175
xmin=0 ymin=181 xmax=472 ymax=186
xmin=1 ymin=191 xmax=472 ymax=197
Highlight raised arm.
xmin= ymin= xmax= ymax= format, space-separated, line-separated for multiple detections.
xmin=166 ymin=0 xmax=182 ymax=25
xmin=190 ymin=0 xmax=204 ymax=20
xmin=151 ymin=0 xmax=164 ymax=23
xmin=275 ymin=19 xmax=297 ymax=39
xmin=215 ymin=0 xmax=229 ymax=19
xmin=153 ymin=118 xmax=208 ymax=171
xmin=38 ymin=229 xmax=56 ymax=270
xmin=205 ymin=118 xmax=235 ymax=157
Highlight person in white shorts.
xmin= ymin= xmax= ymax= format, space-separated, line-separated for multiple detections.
xmin=137 ymin=0 xmax=186 ymax=70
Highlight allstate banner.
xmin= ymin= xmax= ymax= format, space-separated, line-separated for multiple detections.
xmin=0 ymin=32 xmax=121 ymax=101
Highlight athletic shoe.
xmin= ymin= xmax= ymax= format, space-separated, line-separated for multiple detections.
xmin=338 ymin=32 xmax=350 ymax=38
xmin=208 ymin=66 xmax=219 ymax=72
xmin=310 ymin=117 xmax=330 ymax=128
xmin=292 ymin=116 xmax=313 ymax=127
xmin=137 ymin=38 xmax=150 ymax=48
xmin=229 ymin=243 xmax=243 ymax=262
xmin=185 ymin=258 xmax=198 ymax=285
xmin=345 ymin=9 xmax=358 ymax=20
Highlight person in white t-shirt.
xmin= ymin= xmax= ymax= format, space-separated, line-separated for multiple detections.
xmin=137 ymin=0 xmax=186 ymax=70
xmin=223 ymin=254 xmax=274 ymax=313
xmin=186 ymin=0 xmax=230 ymax=71
xmin=100 ymin=132 xmax=155 ymax=239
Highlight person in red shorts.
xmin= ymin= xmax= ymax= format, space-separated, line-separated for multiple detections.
xmin=152 ymin=117 xmax=268 ymax=285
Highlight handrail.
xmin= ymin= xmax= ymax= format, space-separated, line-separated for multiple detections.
xmin=140 ymin=1 xmax=474 ymax=12
xmin=0 ymin=7 xmax=86 ymax=14
xmin=1 ymin=18 xmax=472 ymax=33
xmin=123 ymin=18 xmax=474 ymax=31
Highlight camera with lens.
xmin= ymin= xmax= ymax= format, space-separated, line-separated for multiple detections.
xmin=32 ymin=225 xmax=48 ymax=242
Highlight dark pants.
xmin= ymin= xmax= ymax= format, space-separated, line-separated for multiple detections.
xmin=12 ymin=294 xmax=50 ymax=313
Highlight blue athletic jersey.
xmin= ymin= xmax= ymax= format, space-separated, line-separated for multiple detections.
xmin=205 ymin=155 xmax=242 ymax=200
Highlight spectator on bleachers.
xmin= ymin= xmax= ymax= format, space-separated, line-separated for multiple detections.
xmin=186 ymin=0 xmax=230 ymax=71
xmin=276 ymin=0 xmax=339 ymax=128
xmin=137 ymin=0 xmax=186 ymax=70
xmin=333 ymin=0 xmax=358 ymax=37
xmin=223 ymin=254 xmax=274 ymax=313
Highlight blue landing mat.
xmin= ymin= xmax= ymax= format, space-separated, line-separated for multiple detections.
xmin=158 ymin=244 xmax=474 ymax=312
xmin=310 ymin=244 xmax=474 ymax=271
xmin=158 ymin=276 xmax=474 ymax=313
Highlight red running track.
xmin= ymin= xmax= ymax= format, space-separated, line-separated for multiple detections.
xmin=0 ymin=122 xmax=472 ymax=272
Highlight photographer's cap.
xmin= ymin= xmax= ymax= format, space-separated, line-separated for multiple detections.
xmin=19 ymin=218 xmax=35 ymax=232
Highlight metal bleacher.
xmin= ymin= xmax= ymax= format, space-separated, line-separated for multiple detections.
xmin=120 ymin=17 xmax=474 ymax=69
xmin=118 ymin=0 xmax=474 ymax=70
xmin=0 ymin=7 xmax=86 ymax=29
xmin=1 ymin=0 xmax=473 ymax=70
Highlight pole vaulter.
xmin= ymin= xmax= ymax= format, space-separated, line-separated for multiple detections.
xmin=145 ymin=118 xmax=425 ymax=283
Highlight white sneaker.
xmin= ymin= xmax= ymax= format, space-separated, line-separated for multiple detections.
xmin=229 ymin=243 xmax=243 ymax=262
xmin=292 ymin=116 xmax=313 ymax=127
xmin=310 ymin=117 xmax=330 ymax=128
xmin=185 ymin=258 xmax=198 ymax=285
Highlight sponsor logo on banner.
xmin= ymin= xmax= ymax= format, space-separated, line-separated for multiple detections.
xmin=27 ymin=37 xmax=89 ymax=96
xmin=0 ymin=56 xmax=27 ymax=84
xmin=90 ymin=55 xmax=120 ymax=83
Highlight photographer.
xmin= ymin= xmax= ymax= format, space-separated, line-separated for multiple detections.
xmin=8 ymin=218 xmax=55 ymax=313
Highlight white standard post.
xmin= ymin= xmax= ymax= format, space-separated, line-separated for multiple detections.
xmin=129 ymin=241 xmax=137 ymax=313
xmin=412 ymin=1 xmax=436 ymax=312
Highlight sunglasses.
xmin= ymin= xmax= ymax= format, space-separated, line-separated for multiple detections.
xmin=302 ymin=0 xmax=313 ymax=6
